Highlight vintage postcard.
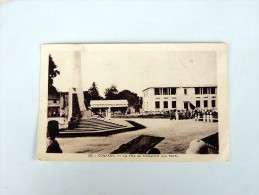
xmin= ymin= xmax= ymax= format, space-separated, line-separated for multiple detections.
xmin=37 ymin=43 xmax=229 ymax=162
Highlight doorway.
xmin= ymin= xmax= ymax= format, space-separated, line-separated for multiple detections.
xmin=184 ymin=102 xmax=189 ymax=110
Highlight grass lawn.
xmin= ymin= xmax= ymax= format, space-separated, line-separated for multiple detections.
xmin=57 ymin=118 xmax=218 ymax=154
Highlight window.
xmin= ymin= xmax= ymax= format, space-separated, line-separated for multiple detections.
xmin=204 ymin=100 xmax=208 ymax=108
xmin=184 ymin=88 xmax=187 ymax=95
xmin=48 ymin=107 xmax=60 ymax=117
xmin=155 ymin=101 xmax=160 ymax=109
xmin=172 ymin=101 xmax=176 ymax=108
xmin=203 ymin=87 xmax=207 ymax=94
xmin=211 ymin=87 xmax=216 ymax=94
xmin=212 ymin=100 xmax=216 ymax=107
xmin=154 ymin=88 xmax=160 ymax=95
xmin=195 ymin=87 xmax=201 ymax=95
xmin=170 ymin=88 xmax=176 ymax=95
xmin=164 ymin=101 xmax=168 ymax=108
xmin=196 ymin=100 xmax=200 ymax=107
xmin=163 ymin=88 xmax=168 ymax=95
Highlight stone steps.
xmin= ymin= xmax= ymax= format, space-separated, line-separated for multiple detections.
xmin=78 ymin=120 xmax=127 ymax=129
xmin=61 ymin=126 xmax=127 ymax=132
xmin=79 ymin=118 xmax=128 ymax=127
xmin=78 ymin=120 xmax=124 ymax=127
xmin=76 ymin=124 xmax=126 ymax=130
xmin=76 ymin=123 xmax=125 ymax=130
xmin=59 ymin=119 xmax=146 ymax=137
xmin=60 ymin=118 xmax=132 ymax=136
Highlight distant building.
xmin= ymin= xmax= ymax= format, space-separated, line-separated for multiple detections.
xmin=90 ymin=100 xmax=128 ymax=117
xmin=48 ymin=93 xmax=61 ymax=117
xmin=47 ymin=93 xmax=69 ymax=129
xmin=142 ymin=86 xmax=217 ymax=112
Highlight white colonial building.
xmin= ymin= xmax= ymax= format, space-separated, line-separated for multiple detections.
xmin=142 ymin=86 xmax=217 ymax=112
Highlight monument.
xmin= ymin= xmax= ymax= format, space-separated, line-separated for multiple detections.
xmin=68 ymin=51 xmax=90 ymax=120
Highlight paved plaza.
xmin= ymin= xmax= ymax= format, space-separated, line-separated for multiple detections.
xmin=57 ymin=119 xmax=218 ymax=154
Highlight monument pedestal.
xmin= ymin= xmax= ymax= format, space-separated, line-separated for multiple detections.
xmin=82 ymin=110 xmax=91 ymax=119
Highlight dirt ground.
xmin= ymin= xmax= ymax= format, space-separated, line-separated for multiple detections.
xmin=57 ymin=118 xmax=218 ymax=154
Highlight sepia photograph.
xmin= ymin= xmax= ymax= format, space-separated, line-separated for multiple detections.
xmin=2 ymin=1 xmax=259 ymax=194
xmin=37 ymin=43 xmax=229 ymax=162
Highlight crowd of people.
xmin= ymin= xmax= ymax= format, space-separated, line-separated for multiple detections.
xmin=193 ymin=109 xmax=218 ymax=122
xmin=168 ymin=108 xmax=218 ymax=122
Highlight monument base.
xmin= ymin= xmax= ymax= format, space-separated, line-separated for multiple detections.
xmin=82 ymin=110 xmax=91 ymax=119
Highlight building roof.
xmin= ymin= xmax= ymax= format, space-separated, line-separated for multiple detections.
xmin=90 ymin=100 xmax=128 ymax=108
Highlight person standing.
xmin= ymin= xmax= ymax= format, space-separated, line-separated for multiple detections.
xmin=194 ymin=109 xmax=198 ymax=122
xmin=206 ymin=110 xmax=210 ymax=122
xmin=176 ymin=110 xmax=179 ymax=120
xmin=209 ymin=110 xmax=213 ymax=122
xmin=46 ymin=120 xmax=62 ymax=153
xmin=203 ymin=110 xmax=206 ymax=122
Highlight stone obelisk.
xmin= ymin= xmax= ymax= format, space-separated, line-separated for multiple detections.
xmin=68 ymin=51 xmax=86 ymax=120
xmin=74 ymin=51 xmax=85 ymax=116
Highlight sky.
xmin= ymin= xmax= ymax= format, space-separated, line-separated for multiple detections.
xmin=50 ymin=48 xmax=216 ymax=97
